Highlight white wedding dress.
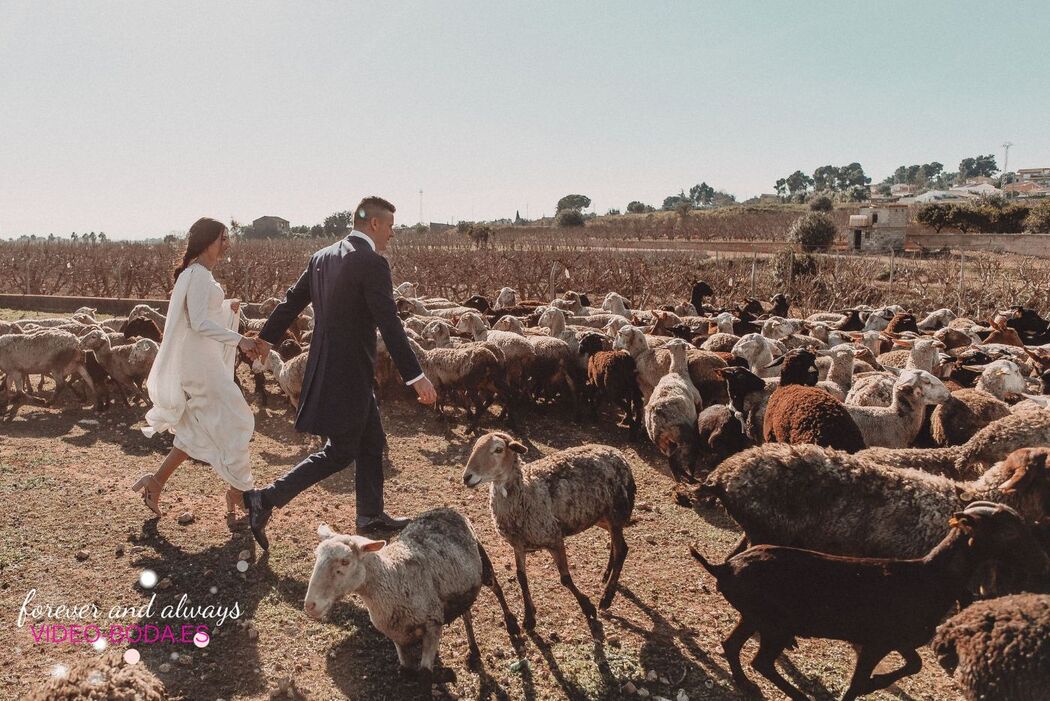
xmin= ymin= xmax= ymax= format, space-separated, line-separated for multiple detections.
xmin=142 ymin=262 xmax=255 ymax=491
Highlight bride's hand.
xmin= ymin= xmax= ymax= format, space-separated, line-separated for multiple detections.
xmin=238 ymin=336 xmax=257 ymax=357
xmin=228 ymin=299 xmax=241 ymax=314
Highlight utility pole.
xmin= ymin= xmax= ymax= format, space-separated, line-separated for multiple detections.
xmin=418 ymin=189 xmax=423 ymax=225
xmin=1002 ymin=142 xmax=1013 ymax=176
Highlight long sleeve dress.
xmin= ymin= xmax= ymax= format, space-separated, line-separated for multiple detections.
xmin=142 ymin=262 xmax=255 ymax=491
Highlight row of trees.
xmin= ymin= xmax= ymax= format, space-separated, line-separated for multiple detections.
xmin=915 ymin=198 xmax=1050 ymax=234
xmin=775 ymin=163 xmax=871 ymax=202
xmin=874 ymin=155 xmax=1000 ymax=195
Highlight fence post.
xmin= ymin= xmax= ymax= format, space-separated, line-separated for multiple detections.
xmin=958 ymin=252 xmax=965 ymax=312
xmin=889 ymin=248 xmax=895 ymax=288
xmin=750 ymin=251 xmax=757 ymax=296
xmin=788 ymin=250 xmax=795 ymax=285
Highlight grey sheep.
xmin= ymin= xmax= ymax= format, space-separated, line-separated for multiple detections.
xmin=304 ymin=508 xmax=517 ymax=672
xmin=702 ymin=444 xmax=1050 ymax=559
xmin=463 ymin=432 xmax=635 ymax=630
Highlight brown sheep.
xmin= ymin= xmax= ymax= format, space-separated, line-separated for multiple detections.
xmin=762 ymin=349 xmax=866 ymax=452
xmin=930 ymin=388 xmax=1012 ymax=446
xmin=933 ymin=593 xmax=1050 ymax=701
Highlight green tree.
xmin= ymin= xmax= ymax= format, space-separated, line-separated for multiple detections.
xmin=945 ymin=204 xmax=990 ymax=234
xmin=626 ymin=201 xmax=653 ymax=213
xmin=711 ymin=190 xmax=737 ymax=206
xmin=808 ymin=195 xmax=834 ymax=212
xmin=787 ymin=212 xmax=837 ymax=251
xmin=781 ymin=170 xmax=814 ymax=196
xmin=557 ymin=209 xmax=585 ymax=226
xmin=836 ymin=162 xmax=870 ymax=191
xmin=556 ymin=194 xmax=591 ymax=212
xmin=662 ymin=192 xmax=691 ymax=210
xmin=958 ymin=155 xmax=998 ymax=179
xmin=915 ymin=203 xmax=953 ymax=232
xmin=606 ymin=208 xmax=621 ymax=215
xmin=688 ymin=182 xmax=715 ymax=205
xmin=1024 ymin=201 xmax=1050 ymax=233
xmin=323 ymin=210 xmax=353 ymax=237
xmin=812 ymin=165 xmax=840 ymax=192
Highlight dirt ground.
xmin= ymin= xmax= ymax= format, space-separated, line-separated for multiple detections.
xmin=0 ymin=313 xmax=964 ymax=701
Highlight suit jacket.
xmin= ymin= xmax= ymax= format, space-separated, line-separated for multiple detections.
xmin=259 ymin=234 xmax=424 ymax=439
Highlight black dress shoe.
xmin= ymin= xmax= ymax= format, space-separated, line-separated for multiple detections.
xmin=244 ymin=489 xmax=273 ymax=550
xmin=356 ymin=513 xmax=411 ymax=534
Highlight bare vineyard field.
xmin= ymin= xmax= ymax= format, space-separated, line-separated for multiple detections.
xmin=2 ymin=236 xmax=1048 ymax=319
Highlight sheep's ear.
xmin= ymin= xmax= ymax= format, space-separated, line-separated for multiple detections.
xmin=508 ymin=440 xmax=528 ymax=454
xmin=948 ymin=513 xmax=975 ymax=535
xmin=318 ymin=523 xmax=335 ymax=540
xmin=359 ymin=539 xmax=386 ymax=553
xmin=997 ymin=460 xmax=1034 ymax=493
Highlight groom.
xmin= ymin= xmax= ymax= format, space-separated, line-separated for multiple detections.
xmin=243 ymin=196 xmax=437 ymax=550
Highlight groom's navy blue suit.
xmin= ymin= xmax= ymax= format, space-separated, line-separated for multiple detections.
xmin=257 ymin=231 xmax=424 ymax=515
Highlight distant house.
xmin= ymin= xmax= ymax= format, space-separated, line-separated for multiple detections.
xmin=428 ymin=222 xmax=454 ymax=234
xmin=845 ymin=204 xmax=908 ymax=252
xmin=1004 ymin=181 xmax=1050 ymax=198
xmin=1016 ymin=167 xmax=1050 ymax=185
xmin=950 ymin=182 xmax=1001 ymax=197
xmin=252 ymin=216 xmax=290 ymax=237
xmin=900 ymin=190 xmax=974 ymax=205
xmin=890 ymin=183 xmax=919 ymax=196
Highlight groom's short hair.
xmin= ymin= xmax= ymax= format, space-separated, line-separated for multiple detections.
xmin=354 ymin=196 xmax=396 ymax=227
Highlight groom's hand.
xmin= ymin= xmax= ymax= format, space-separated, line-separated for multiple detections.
xmin=413 ymin=377 xmax=437 ymax=405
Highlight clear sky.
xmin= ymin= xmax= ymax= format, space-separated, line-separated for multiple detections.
xmin=2 ymin=1 xmax=1047 ymax=239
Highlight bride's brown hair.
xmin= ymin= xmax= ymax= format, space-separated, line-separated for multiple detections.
xmin=174 ymin=217 xmax=227 ymax=282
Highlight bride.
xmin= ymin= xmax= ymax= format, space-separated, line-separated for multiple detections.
xmin=134 ymin=217 xmax=257 ymax=525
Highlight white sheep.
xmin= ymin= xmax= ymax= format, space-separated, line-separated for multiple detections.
xmin=304 ymin=508 xmax=518 ymax=672
xmin=0 ymin=329 xmax=94 ymax=407
xmin=644 ymin=339 xmax=703 ymax=482
xmin=846 ymin=370 xmax=951 ymax=448
xmin=731 ymin=333 xmax=781 ymax=379
xmin=252 ymin=349 xmax=308 ymax=409
xmin=79 ymin=329 xmax=157 ymax=404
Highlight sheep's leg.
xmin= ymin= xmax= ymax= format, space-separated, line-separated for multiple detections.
xmin=722 ymin=618 xmax=761 ymax=695
xmin=549 ymin=542 xmax=597 ymax=621
xmin=394 ymin=642 xmax=415 ymax=670
xmin=844 ymin=648 xmax=921 ymax=700
xmin=750 ymin=634 xmax=806 ymax=701
xmin=47 ymin=376 xmax=70 ymax=406
xmin=513 ymin=546 xmax=537 ymax=631
xmin=461 ymin=609 xmax=481 ymax=667
xmin=418 ymin=623 xmax=442 ymax=672
xmin=75 ymin=364 xmax=97 ymax=406
xmin=598 ymin=523 xmax=628 ymax=610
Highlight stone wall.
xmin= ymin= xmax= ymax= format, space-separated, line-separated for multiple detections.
xmin=0 ymin=294 xmax=169 ymax=315
xmin=907 ymin=233 xmax=1050 ymax=257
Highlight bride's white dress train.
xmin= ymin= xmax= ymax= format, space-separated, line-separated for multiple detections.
xmin=142 ymin=262 xmax=254 ymax=491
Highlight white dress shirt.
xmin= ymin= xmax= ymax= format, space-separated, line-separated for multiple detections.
xmin=349 ymin=228 xmax=426 ymax=387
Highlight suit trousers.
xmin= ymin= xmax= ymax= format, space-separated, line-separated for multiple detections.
xmin=262 ymin=399 xmax=386 ymax=515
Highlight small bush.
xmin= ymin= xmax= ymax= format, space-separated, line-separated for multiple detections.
xmin=787 ymin=212 xmax=837 ymax=251
xmin=1025 ymin=200 xmax=1050 ymax=233
xmin=771 ymin=251 xmax=818 ymax=283
xmin=557 ymin=209 xmax=585 ymax=227
xmin=808 ymin=195 xmax=834 ymax=212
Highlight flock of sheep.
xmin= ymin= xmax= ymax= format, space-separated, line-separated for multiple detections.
xmin=5 ymin=280 xmax=1050 ymax=700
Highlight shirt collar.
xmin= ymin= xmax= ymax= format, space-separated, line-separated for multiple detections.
xmin=349 ymin=228 xmax=376 ymax=251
